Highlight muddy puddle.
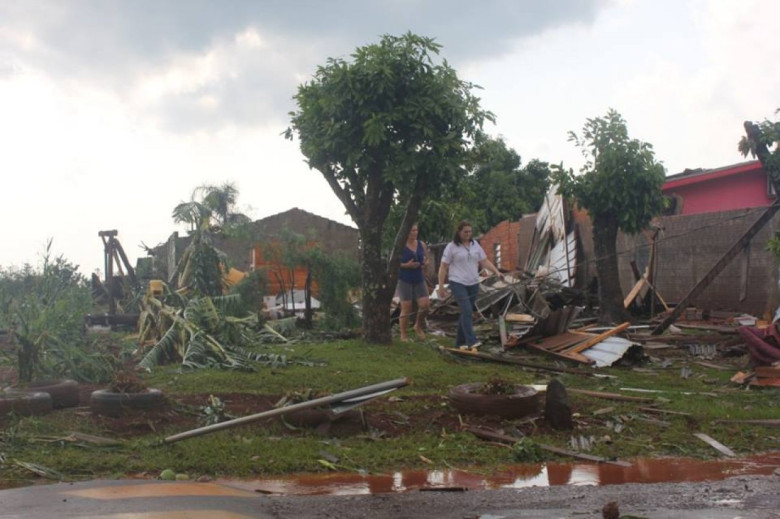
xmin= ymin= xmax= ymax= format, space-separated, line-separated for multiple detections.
xmin=220 ymin=453 xmax=780 ymax=496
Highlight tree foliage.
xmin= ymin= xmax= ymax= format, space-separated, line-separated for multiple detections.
xmin=739 ymin=109 xmax=780 ymax=187
xmin=462 ymin=134 xmax=550 ymax=234
xmin=553 ymin=109 xmax=665 ymax=323
xmin=171 ymin=183 xmax=250 ymax=296
xmin=382 ymin=134 xmax=551 ymax=247
xmin=286 ymin=32 xmax=492 ymax=342
xmin=0 ymin=241 xmax=92 ymax=382
xmin=555 ymin=110 xmax=666 ymax=234
xmin=268 ymin=229 xmax=361 ymax=331
xmin=740 ymin=109 xmax=780 ymax=260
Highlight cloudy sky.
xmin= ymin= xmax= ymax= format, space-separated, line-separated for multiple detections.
xmin=1 ymin=0 xmax=778 ymax=275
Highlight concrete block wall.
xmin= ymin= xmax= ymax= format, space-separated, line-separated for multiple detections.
xmin=614 ymin=208 xmax=780 ymax=315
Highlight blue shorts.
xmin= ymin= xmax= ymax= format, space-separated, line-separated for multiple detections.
xmin=397 ymin=280 xmax=429 ymax=302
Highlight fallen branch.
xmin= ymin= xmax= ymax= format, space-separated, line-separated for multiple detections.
xmin=464 ymin=425 xmax=631 ymax=467
xmin=568 ymin=389 xmax=655 ymax=403
xmin=638 ymin=407 xmax=692 ymax=417
xmin=711 ymin=419 xmax=780 ymax=428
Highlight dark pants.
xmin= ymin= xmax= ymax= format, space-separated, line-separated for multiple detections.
xmin=449 ymin=281 xmax=479 ymax=347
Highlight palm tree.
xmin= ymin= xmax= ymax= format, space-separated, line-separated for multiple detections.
xmin=170 ymin=183 xmax=250 ymax=296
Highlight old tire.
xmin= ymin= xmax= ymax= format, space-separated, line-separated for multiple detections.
xmin=449 ymin=383 xmax=540 ymax=419
xmin=6 ymin=379 xmax=79 ymax=409
xmin=0 ymin=391 xmax=53 ymax=417
xmin=90 ymin=388 xmax=165 ymax=417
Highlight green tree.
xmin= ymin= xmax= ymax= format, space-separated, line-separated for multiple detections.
xmin=463 ymin=134 xmax=550 ymax=231
xmin=0 ymin=241 xmax=92 ymax=382
xmin=382 ymin=134 xmax=550 ymax=249
xmin=739 ymin=110 xmax=780 ymax=186
xmin=553 ymin=109 xmax=666 ymax=324
xmin=286 ymin=33 xmax=492 ymax=343
xmin=739 ymin=110 xmax=780 ymax=258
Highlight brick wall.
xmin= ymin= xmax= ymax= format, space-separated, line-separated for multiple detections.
xmin=479 ymin=220 xmax=522 ymax=271
xmin=144 ymin=208 xmax=359 ymax=283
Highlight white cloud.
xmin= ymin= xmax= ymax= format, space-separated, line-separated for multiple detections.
xmin=1 ymin=0 xmax=779 ymax=276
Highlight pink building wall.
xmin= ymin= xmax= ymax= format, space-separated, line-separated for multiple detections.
xmin=663 ymin=161 xmax=773 ymax=215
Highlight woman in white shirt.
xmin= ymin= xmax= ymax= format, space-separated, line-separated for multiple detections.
xmin=437 ymin=221 xmax=503 ymax=350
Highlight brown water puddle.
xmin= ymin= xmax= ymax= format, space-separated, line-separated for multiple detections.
xmin=221 ymin=453 xmax=780 ymax=496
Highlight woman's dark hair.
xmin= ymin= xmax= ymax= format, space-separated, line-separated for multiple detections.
xmin=452 ymin=220 xmax=473 ymax=245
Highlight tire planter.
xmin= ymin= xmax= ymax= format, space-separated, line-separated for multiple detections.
xmin=449 ymin=383 xmax=540 ymax=419
xmin=6 ymin=379 xmax=79 ymax=409
xmin=0 ymin=391 xmax=53 ymax=418
xmin=90 ymin=388 xmax=165 ymax=417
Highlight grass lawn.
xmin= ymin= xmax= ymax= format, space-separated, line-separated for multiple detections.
xmin=1 ymin=334 xmax=778 ymax=488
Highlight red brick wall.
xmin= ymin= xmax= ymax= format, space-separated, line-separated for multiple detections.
xmin=479 ymin=220 xmax=522 ymax=272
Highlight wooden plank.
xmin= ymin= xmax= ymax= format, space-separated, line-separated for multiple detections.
xmin=464 ymin=426 xmax=631 ymax=467
xmin=498 ymin=316 xmax=507 ymax=347
xmin=639 ymin=407 xmax=692 ymax=417
xmin=521 ymin=332 xmax=587 ymax=351
xmin=548 ymin=334 xmax=597 ymax=353
xmin=568 ymin=389 xmax=654 ymax=403
xmin=641 ymin=276 xmax=670 ymax=311
xmin=629 ymin=260 xmax=642 ymax=281
xmin=755 ymin=366 xmax=780 ymax=378
xmin=694 ymin=432 xmax=735 ymax=457
xmin=563 ymin=322 xmax=631 ymax=355
xmin=442 ymin=347 xmax=595 ymax=376
xmin=571 ymin=323 xmax=599 ymax=333
xmin=712 ymin=419 xmax=780 ymax=427
xmin=674 ymin=323 xmax=738 ymax=334
xmin=623 ymin=277 xmax=647 ymax=308
xmin=505 ymin=313 xmax=535 ymax=323
xmin=523 ymin=342 xmax=594 ymax=365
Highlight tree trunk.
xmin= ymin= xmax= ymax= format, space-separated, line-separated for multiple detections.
xmin=592 ymin=214 xmax=630 ymax=324
xmin=360 ymin=224 xmax=394 ymax=344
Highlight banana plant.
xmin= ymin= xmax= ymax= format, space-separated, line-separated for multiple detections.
xmin=136 ymin=282 xmax=289 ymax=371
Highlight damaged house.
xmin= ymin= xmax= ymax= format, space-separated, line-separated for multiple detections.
xmin=477 ymin=160 xmax=780 ymax=318
xmin=140 ymin=207 xmax=359 ymax=300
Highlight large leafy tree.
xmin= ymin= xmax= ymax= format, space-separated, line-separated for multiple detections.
xmin=553 ymin=109 xmax=666 ymax=324
xmin=286 ymin=33 xmax=492 ymax=343
xmin=463 ymin=134 xmax=550 ymax=232
xmin=382 ymin=134 xmax=551 ymax=248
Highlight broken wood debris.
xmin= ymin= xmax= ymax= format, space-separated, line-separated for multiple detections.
xmin=511 ymin=322 xmax=637 ymax=367
xmin=464 ymin=425 xmax=631 ymax=467
xmin=442 ymin=347 xmax=595 ymax=376
xmin=638 ymin=407 xmax=692 ymax=417
xmin=693 ymin=432 xmax=736 ymax=457
xmin=711 ymin=419 xmax=780 ymax=427
xmin=567 ymin=389 xmax=655 ymax=403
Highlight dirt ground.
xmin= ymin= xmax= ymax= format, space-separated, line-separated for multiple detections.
xmin=62 ymin=385 xmax=516 ymax=440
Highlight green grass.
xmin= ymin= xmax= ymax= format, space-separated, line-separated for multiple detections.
xmin=1 ymin=335 xmax=779 ymax=487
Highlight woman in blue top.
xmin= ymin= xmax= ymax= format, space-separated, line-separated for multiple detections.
xmin=397 ymin=223 xmax=430 ymax=341
xmin=437 ymin=220 xmax=503 ymax=350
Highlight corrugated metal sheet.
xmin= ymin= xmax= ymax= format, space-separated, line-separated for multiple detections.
xmin=544 ymin=229 xmax=577 ymax=287
xmin=582 ymin=337 xmax=641 ymax=367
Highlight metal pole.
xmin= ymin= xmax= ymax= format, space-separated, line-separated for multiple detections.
xmin=164 ymin=377 xmax=409 ymax=444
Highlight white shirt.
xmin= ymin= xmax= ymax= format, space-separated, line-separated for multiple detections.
xmin=441 ymin=240 xmax=486 ymax=286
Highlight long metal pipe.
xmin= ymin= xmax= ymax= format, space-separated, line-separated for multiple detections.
xmin=164 ymin=377 xmax=409 ymax=444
